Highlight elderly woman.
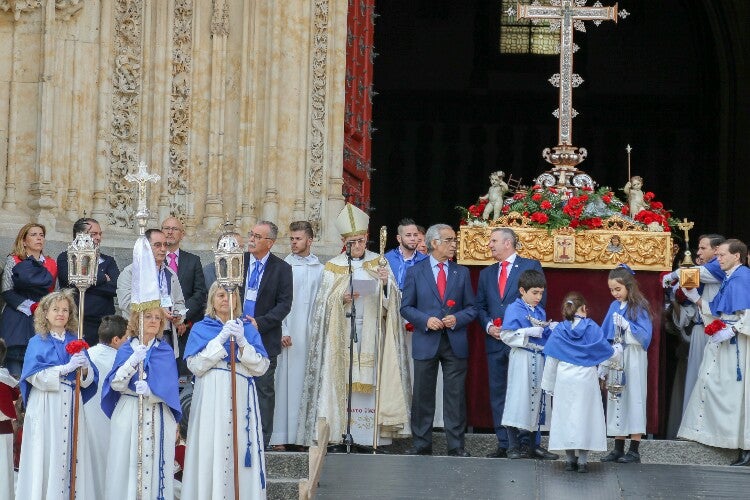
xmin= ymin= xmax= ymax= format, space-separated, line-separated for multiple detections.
xmin=16 ymin=291 xmax=97 ymax=499
xmin=181 ymin=283 xmax=269 ymax=500
xmin=102 ymin=307 xmax=181 ymax=500
xmin=0 ymin=223 xmax=58 ymax=377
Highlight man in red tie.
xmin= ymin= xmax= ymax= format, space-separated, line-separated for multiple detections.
xmin=476 ymin=228 xmax=555 ymax=460
xmin=401 ymin=224 xmax=477 ymax=457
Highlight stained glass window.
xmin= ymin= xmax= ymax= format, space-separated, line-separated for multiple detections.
xmin=500 ymin=0 xmax=558 ymax=55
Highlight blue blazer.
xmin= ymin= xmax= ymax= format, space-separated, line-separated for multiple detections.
xmin=475 ymin=255 xmax=545 ymax=354
xmin=400 ymin=258 xmax=477 ymax=360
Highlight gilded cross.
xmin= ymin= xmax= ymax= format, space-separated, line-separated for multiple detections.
xmin=125 ymin=161 xmax=161 ymax=235
xmin=676 ymin=218 xmax=694 ymax=249
xmin=509 ymin=1 xmax=627 ymax=149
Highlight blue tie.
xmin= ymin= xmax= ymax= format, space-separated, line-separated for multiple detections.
xmin=248 ymin=261 xmax=264 ymax=290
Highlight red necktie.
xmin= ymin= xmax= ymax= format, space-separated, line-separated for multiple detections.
xmin=437 ymin=262 xmax=447 ymax=300
xmin=498 ymin=260 xmax=509 ymax=299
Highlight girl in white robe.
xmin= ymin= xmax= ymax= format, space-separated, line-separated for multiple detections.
xmin=102 ymin=307 xmax=181 ymax=500
xmin=16 ymin=292 xmax=98 ymax=500
xmin=542 ymin=293 xmax=617 ymax=473
xmin=182 ymin=284 xmax=270 ymax=500
xmin=0 ymin=339 xmax=20 ymax=500
xmin=599 ymin=265 xmax=652 ymax=464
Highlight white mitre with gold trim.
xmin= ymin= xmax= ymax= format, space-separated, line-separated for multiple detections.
xmin=334 ymin=203 xmax=369 ymax=238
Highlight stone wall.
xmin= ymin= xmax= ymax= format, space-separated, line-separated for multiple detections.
xmin=0 ymin=0 xmax=349 ymax=254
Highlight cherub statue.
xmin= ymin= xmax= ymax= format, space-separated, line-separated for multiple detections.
xmin=623 ymin=175 xmax=648 ymax=216
xmin=480 ymin=170 xmax=509 ymax=220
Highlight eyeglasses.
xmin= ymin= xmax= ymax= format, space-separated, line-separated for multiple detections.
xmin=345 ymin=238 xmax=366 ymax=246
xmin=248 ymin=232 xmax=274 ymax=241
xmin=440 ymin=237 xmax=457 ymax=244
xmin=161 ymin=226 xmax=182 ymax=232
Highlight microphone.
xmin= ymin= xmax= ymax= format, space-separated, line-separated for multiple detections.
xmin=345 ymin=240 xmax=354 ymax=257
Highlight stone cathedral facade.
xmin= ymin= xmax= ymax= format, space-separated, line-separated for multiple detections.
xmin=0 ymin=0 xmax=350 ymax=253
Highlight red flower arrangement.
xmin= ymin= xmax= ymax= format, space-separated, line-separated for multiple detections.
xmin=65 ymin=339 xmax=90 ymax=355
xmin=404 ymin=322 xmax=415 ymax=332
xmin=493 ymin=318 xmax=503 ymax=327
xmin=704 ymin=319 xmax=726 ymax=336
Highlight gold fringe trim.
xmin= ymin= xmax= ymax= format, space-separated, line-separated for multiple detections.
xmin=349 ymin=382 xmax=374 ymax=393
xmin=325 ymin=257 xmax=382 ymax=274
xmin=130 ymin=299 xmax=162 ymax=312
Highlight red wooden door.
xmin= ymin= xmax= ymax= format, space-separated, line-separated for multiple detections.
xmin=343 ymin=0 xmax=375 ymax=210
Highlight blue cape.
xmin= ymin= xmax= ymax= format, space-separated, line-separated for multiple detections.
xmin=703 ymin=257 xmax=725 ymax=283
xmin=11 ymin=256 xmax=54 ymax=298
xmin=601 ymin=300 xmax=653 ymax=349
xmin=20 ymin=331 xmax=98 ymax=405
xmin=183 ymin=316 xmax=268 ymax=359
xmin=101 ymin=339 xmax=182 ymax=422
xmin=710 ymin=265 xmax=750 ymax=316
xmin=543 ymin=318 xmax=614 ymax=367
xmin=503 ymin=298 xmax=551 ymax=347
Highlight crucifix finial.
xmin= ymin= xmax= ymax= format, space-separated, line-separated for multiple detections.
xmin=125 ymin=161 xmax=161 ymax=235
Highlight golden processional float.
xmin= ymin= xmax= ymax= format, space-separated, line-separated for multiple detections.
xmin=457 ymin=2 xmax=685 ymax=273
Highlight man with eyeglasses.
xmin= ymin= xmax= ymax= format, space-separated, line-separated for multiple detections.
xmin=161 ymin=216 xmax=207 ymax=376
xmin=401 ymin=224 xmax=477 ymax=457
xmin=238 ymin=221 xmax=293 ymax=448
xmin=298 ymin=203 xmax=411 ymax=448
xmin=57 ymin=217 xmax=121 ymax=346
xmin=117 ymin=228 xmax=187 ymax=357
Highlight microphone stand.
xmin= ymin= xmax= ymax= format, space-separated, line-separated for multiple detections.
xmin=329 ymin=241 xmax=373 ymax=454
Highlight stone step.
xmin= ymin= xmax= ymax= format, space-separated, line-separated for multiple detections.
xmin=266 ymin=477 xmax=300 ymax=500
xmin=265 ymin=451 xmax=309 ymax=479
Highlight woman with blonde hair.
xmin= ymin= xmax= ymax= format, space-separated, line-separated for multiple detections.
xmin=16 ymin=291 xmax=98 ymax=499
xmin=0 ymin=223 xmax=58 ymax=377
xmin=182 ymin=283 xmax=269 ymax=500
xmin=102 ymin=306 xmax=181 ymax=500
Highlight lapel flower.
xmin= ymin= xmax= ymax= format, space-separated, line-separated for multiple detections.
xmin=65 ymin=339 xmax=90 ymax=355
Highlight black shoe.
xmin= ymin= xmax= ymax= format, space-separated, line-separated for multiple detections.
xmin=730 ymin=450 xmax=750 ymax=466
xmin=534 ymin=446 xmax=560 ymax=460
xmin=565 ymin=459 xmax=578 ymax=472
xmin=486 ymin=447 xmax=507 ymax=458
xmin=617 ymin=450 xmax=641 ymax=463
xmin=577 ymin=463 xmax=589 ymax=473
xmin=404 ymin=446 xmax=432 ymax=456
xmin=448 ymin=447 xmax=471 ymax=457
xmin=600 ymin=449 xmax=624 ymax=462
xmin=507 ymin=447 xmax=530 ymax=459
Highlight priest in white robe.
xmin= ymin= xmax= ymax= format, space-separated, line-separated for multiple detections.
xmin=297 ymin=203 xmax=411 ymax=447
xmin=678 ymin=239 xmax=750 ymax=466
xmin=270 ymin=221 xmax=324 ymax=448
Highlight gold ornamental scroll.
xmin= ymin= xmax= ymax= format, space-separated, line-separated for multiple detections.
xmin=457 ymin=215 xmax=672 ymax=271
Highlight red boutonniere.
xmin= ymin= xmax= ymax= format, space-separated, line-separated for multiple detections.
xmin=65 ymin=339 xmax=90 ymax=355
xmin=404 ymin=322 xmax=415 ymax=332
xmin=493 ymin=318 xmax=503 ymax=327
xmin=446 ymin=299 xmax=456 ymax=308
xmin=704 ymin=319 xmax=726 ymax=336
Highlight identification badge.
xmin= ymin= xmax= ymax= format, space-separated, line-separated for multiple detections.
xmin=160 ymin=295 xmax=174 ymax=308
xmin=246 ymin=288 xmax=258 ymax=302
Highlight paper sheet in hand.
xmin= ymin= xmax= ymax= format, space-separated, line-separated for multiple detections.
xmin=352 ymin=278 xmax=379 ymax=297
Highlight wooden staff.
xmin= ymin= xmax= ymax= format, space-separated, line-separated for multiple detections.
xmin=372 ymin=226 xmax=388 ymax=451
xmin=229 ymin=290 xmax=240 ymax=500
xmin=69 ymin=288 xmax=86 ymax=500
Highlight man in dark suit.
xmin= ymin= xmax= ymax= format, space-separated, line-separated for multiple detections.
xmin=57 ymin=218 xmax=120 ymax=346
xmin=401 ymin=223 xmax=477 ymax=457
xmin=162 ymin=216 xmax=207 ymax=376
xmin=476 ymin=227 xmax=555 ymax=459
xmin=239 ymin=220 xmax=293 ymax=446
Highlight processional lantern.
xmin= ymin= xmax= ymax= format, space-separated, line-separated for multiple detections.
xmin=67 ymin=233 xmax=100 ymax=290
xmin=214 ymin=234 xmax=245 ymax=292
xmin=677 ymin=218 xmax=700 ymax=289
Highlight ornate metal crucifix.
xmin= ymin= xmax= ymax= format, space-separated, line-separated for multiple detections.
xmin=508 ymin=1 xmax=628 ymax=182
xmin=125 ymin=161 xmax=161 ymax=235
